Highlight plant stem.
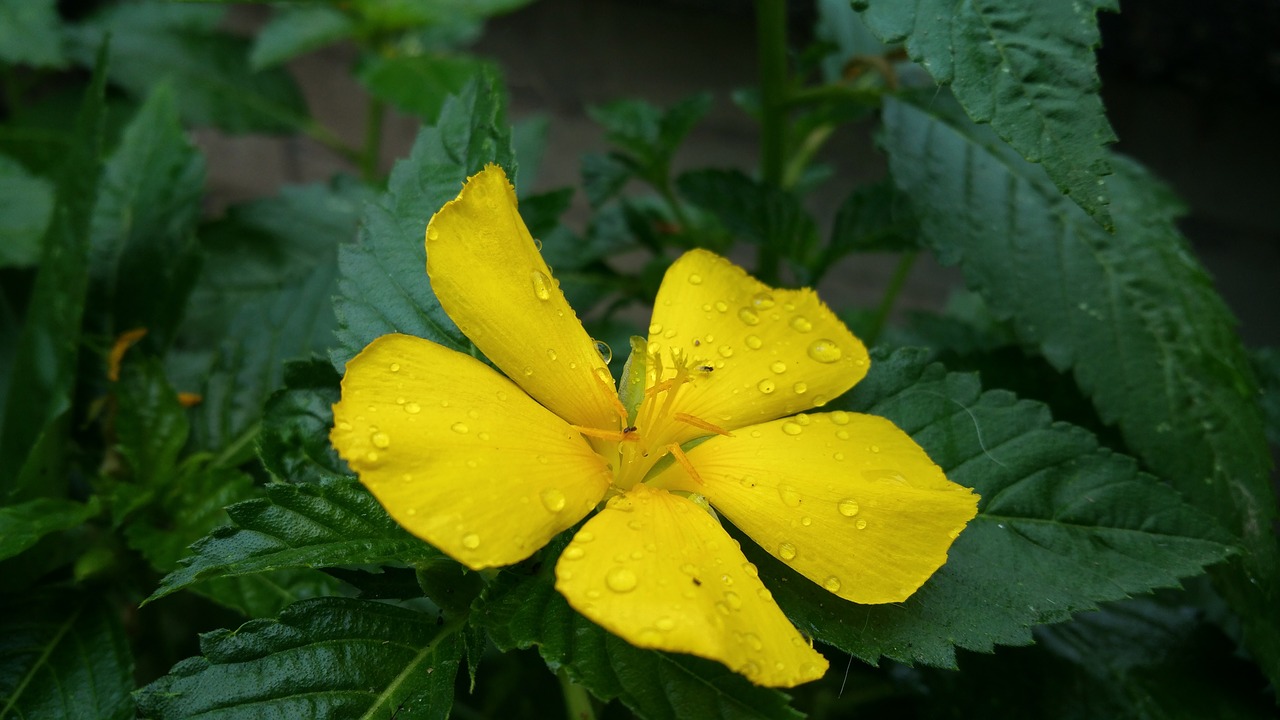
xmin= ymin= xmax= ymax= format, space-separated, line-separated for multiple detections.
xmin=558 ymin=669 xmax=596 ymax=720
xmin=866 ymin=251 xmax=918 ymax=346
xmin=755 ymin=0 xmax=788 ymax=283
xmin=361 ymin=96 xmax=386 ymax=182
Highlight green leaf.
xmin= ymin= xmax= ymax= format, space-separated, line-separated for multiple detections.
xmin=250 ymin=5 xmax=354 ymax=70
xmin=332 ymin=72 xmax=515 ymax=368
xmin=0 ymin=497 xmax=99 ymax=562
xmin=880 ymin=97 xmax=1279 ymax=685
xmin=351 ymin=0 xmax=534 ymax=28
xmin=0 ymin=42 xmax=106 ymax=497
xmin=748 ymin=349 xmax=1234 ymax=669
xmin=135 ymin=597 xmax=463 ymax=720
xmin=0 ymin=0 xmax=64 ymax=67
xmin=0 ymin=155 xmax=54 ymax=267
xmin=112 ymin=361 xmax=189 ymax=497
xmin=65 ymin=3 xmax=308 ymax=133
xmin=814 ymin=0 xmax=889 ymax=83
xmin=826 ymin=177 xmax=919 ymax=257
xmin=581 ymin=152 xmax=634 ymax=207
xmin=88 ymin=83 xmax=204 ymax=348
xmin=149 ymin=477 xmax=436 ymax=604
xmin=477 ymin=566 xmax=803 ymax=720
xmin=258 ymin=360 xmax=350 ymax=484
xmin=855 ymin=0 xmax=1118 ymax=225
xmin=0 ymin=592 xmax=134 ymax=720
xmin=1254 ymin=347 xmax=1280 ymax=449
xmin=357 ymin=53 xmax=496 ymax=123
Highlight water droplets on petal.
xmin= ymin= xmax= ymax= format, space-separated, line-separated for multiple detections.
xmin=807 ymin=339 xmax=843 ymax=363
xmin=751 ymin=291 xmax=775 ymax=309
xmin=823 ymin=576 xmax=842 ymax=593
xmin=777 ymin=483 xmax=802 ymax=507
xmin=778 ymin=542 xmax=797 ymax=560
xmin=540 ymin=488 xmax=567 ymax=513
xmin=790 ymin=316 xmax=812 ymax=333
xmin=451 ymin=422 xmax=469 ymax=434
xmin=781 ymin=420 xmax=803 ymax=436
xmin=462 ymin=533 xmax=480 ymax=549
xmin=770 ymin=361 xmax=787 ymax=374
xmin=757 ymin=379 xmax=776 ymax=394
xmin=737 ymin=308 xmax=760 ymax=326
xmin=371 ymin=432 xmax=391 ymax=448
xmin=838 ymin=499 xmax=860 ymax=517
xmin=593 ymin=340 xmax=612 ymax=363
xmin=744 ymin=334 xmax=763 ymax=350
xmin=606 ymin=567 xmax=638 ymax=593
xmin=531 ymin=270 xmax=553 ymax=301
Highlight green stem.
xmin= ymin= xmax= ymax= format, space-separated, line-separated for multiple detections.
xmin=755 ymin=0 xmax=788 ymax=283
xmin=361 ymin=97 xmax=386 ymax=182
xmin=300 ymin=119 xmax=364 ymax=167
xmin=866 ymin=251 xmax=918 ymax=346
xmin=558 ymin=669 xmax=596 ymax=720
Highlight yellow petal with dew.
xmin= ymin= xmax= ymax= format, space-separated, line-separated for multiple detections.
xmin=555 ymin=483 xmax=829 ymax=688
xmin=426 ymin=165 xmax=623 ymax=432
xmin=651 ymin=410 xmax=979 ymax=604
xmin=331 ymin=333 xmax=612 ymax=570
xmin=643 ymin=249 xmax=868 ymax=440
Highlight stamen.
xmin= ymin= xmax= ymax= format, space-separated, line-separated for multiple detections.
xmin=107 ymin=327 xmax=148 ymax=382
xmin=644 ymin=377 xmax=681 ymax=398
xmin=572 ymin=425 xmax=640 ymax=442
xmin=666 ymin=443 xmax=705 ymax=485
xmin=592 ymin=366 xmax=630 ymax=420
xmin=673 ymin=412 xmax=732 ymax=437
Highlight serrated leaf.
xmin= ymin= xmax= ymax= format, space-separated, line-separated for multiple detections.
xmin=150 ymin=477 xmax=437 ymax=604
xmin=581 ymin=152 xmax=634 ymax=207
xmin=113 ymin=359 xmax=188 ymax=491
xmin=332 ymin=73 xmax=515 ymax=368
xmin=250 ymin=5 xmax=354 ymax=70
xmin=477 ymin=567 xmax=803 ymax=720
xmin=0 ymin=0 xmax=64 ymax=67
xmin=0 ymin=44 xmax=106 ymax=497
xmin=880 ymin=97 xmax=1279 ymax=685
xmin=258 ymin=360 xmax=350 ymax=484
xmin=747 ymin=349 xmax=1234 ymax=669
xmin=88 ymin=83 xmax=204 ymax=349
xmin=358 ymin=53 xmax=496 ymax=123
xmin=826 ymin=177 xmax=919 ymax=257
xmin=135 ymin=597 xmax=463 ymax=720
xmin=855 ymin=0 xmax=1117 ymax=225
xmin=0 ymin=497 xmax=99 ymax=562
xmin=0 ymin=592 xmax=134 ymax=720
xmin=65 ymin=3 xmax=308 ymax=133
xmin=0 ymin=154 xmax=54 ymax=267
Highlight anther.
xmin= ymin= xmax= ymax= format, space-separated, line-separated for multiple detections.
xmin=666 ymin=443 xmax=705 ymax=485
xmin=674 ymin=412 xmax=732 ymax=437
xmin=571 ymin=425 xmax=640 ymax=442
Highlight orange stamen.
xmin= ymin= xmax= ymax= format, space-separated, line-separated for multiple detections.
xmin=666 ymin=443 xmax=704 ymax=486
xmin=107 ymin=327 xmax=148 ymax=382
xmin=571 ymin=425 xmax=640 ymax=442
xmin=673 ymin=412 xmax=732 ymax=437
xmin=177 ymin=392 xmax=203 ymax=407
xmin=644 ymin=377 xmax=681 ymax=397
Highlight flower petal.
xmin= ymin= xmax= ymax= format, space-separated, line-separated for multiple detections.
xmin=555 ymin=483 xmax=828 ymax=688
xmin=646 ymin=249 xmax=868 ymax=436
xmin=427 ymin=165 xmax=622 ymax=431
xmin=331 ymin=333 xmax=612 ymax=569
xmin=652 ymin=411 xmax=979 ymax=604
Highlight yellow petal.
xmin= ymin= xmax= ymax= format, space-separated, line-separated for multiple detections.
xmin=652 ymin=411 xmax=979 ymax=604
xmin=426 ymin=165 xmax=622 ymax=431
xmin=331 ymin=333 xmax=612 ymax=569
xmin=555 ymin=483 xmax=828 ymax=688
xmin=645 ymin=250 xmax=868 ymax=439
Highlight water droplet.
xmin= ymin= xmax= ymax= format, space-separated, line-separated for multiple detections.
xmin=594 ymin=340 xmax=612 ymax=363
xmin=426 ymin=225 xmax=439 ymax=240
xmin=792 ymin=382 xmax=807 ymax=394
xmin=531 ymin=270 xmax=553 ymax=301
xmin=719 ymin=573 xmax=734 ymax=585
xmin=462 ymin=533 xmax=480 ymax=549
xmin=869 ymin=444 xmax=880 ymax=453
xmin=751 ymin=291 xmax=775 ymax=309
xmin=823 ymin=576 xmax=842 ymax=593
xmin=365 ymin=451 xmax=379 ymax=463
xmin=724 ymin=591 xmax=743 ymax=610
xmin=688 ymin=272 xmax=703 ymax=285
xmin=478 ymin=431 xmax=491 ymax=441
xmin=371 ymin=432 xmax=391 ymax=448
xmin=606 ymin=567 xmax=638 ymax=593
xmin=742 ymin=631 xmax=762 ymax=649
xmin=745 ymin=334 xmax=763 ymax=350
xmin=389 ymin=363 xmax=401 ymax=372
xmin=563 ymin=547 xmax=584 ymax=560
xmin=838 ymin=499 xmax=860 ymax=517
xmin=794 ymin=413 xmax=811 ymax=426
xmin=757 ymin=379 xmax=776 ymax=394
xmin=714 ymin=301 xmax=729 ymax=312
xmin=656 ymin=617 xmax=676 ymax=631
xmin=338 ymin=421 xmax=352 ymax=431
xmin=742 ymin=562 xmax=759 ymax=578
xmin=522 ymin=367 xmax=533 ymax=376
xmin=782 ymin=421 xmax=803 ymax=436
xmin=836 ymin=429 xmax=850 ymax=440
xmin=790 ymin=316 xmax=812 ymax=333
xmin=717 ymin=345 xmax=734 ymax=358
xmin=737 ymin=307 xmax=760 ymax=325
xmin=404 ymin=402 xmax=421 ymax=414
xmin=778 ymin=542 xmax=797 ymax=560
xmin=777 ymin=483 xmax=802 ymax=507
xmin=540 ymin=488 xmax=567 ymax=513
xmin=546 ymin=349 xmax=558 ymax=361
xmin=855 ymin=519 xmax=868 ymax=530
xmin=770 ymin=361 xmax=787 ymax=374
xmin=833 ymin=451 xmax=845 ymax=461
xmin=830 ymin=410 xmax=850 ymax=425
xmin=648 ymin=322 xmax=663 ymax=335
xmin=807 ymin=339 xmax=843 ymax=363
xmin=451 ymin=422 xmax=469 ymax=434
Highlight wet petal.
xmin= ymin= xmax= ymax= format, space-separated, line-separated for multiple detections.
xmin=555 ymin=483 xmax=828 ymax=688
xmin=427 ymin=165 xmax=622 ymax=431
xmin=331 ymin=333 xmax=612 ymax=569
xmin=645 ymin=250 xmax=868 ymax=439
xmin=652 ymin=411 xmax=978 ymax=604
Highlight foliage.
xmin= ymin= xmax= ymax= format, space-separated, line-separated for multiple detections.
xmin=0 ymin=1 xmax=1273 ymax=719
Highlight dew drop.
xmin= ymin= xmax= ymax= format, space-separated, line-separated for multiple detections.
xmin=478 ymin=431 xmax=491 ymax=441
xmin=338 ymin=421 xmax=352 ymax=431
xmin=834 ymin=451 xmax=845 ymax=461
xmin=404 ymin=403 xmax=421 ymax=414
xmin=725 ymin=591 xmax=743 ymax=610
xmin=462 ymin=533 xmax=480 ymax=549
xmin=830 ymin=410 xmax=850 ymax=425
xmin=522 ymin=367 xmax=533 ymax=376
xmin=745 ymin=334 xmax=763 ymax=350
xmin=855 ymin=519 xmax=868 ymax=530
xmin=540 ymin=488 xmax=567 ymax=513
xmin=790 ymin=316 xmax=812 ymax=333
xmin=687 ymin=272 xmax=704 ymax=285
xmin=751 ymin=291 xmax=775 ymax=309
xmin=742 ymin=562 xmax=759 ymax=578
xmin=594 ymin=340 xmax=612 ymax=363
xmin=531 ymin=270 xmax=553 ymax=301
xmin=823 ymin=576 xmax=842 ymax=593
xmin=371 ymin=432 xmax=391 ymax=448
xmin=792 ymin=381 xmax=807 ymax=394
xmin=718 ymin=345 xmax=734 ymax=358
xmin=606 ymin=567 xmax=638 ymax=593
xmin=426 ymin=225 xmax=439 ymax=240
xmin=451 ymin=422 xmax=469 ymax=434
xmin=757 ymin=379 xmax=776 ymax=394
xmin=836 ymin=429 xmax=850 ymax=440
xmin=838 ymin=499 xmax=860 ymax=517
xmin=781 ymin=421 xmax=803 ymax=436
xmin=714 ymin=301 xmax=729 ymax=312
xmin=742 ymin=631 xmax=762 ymax=649
xmin=778 ymin=542 xmax=797 ymax=560
xmin=770 ymin=361 xmax=787 ymax=374
xmin=546 ymin=348 xmax=558 ymax=361
xmin=365 ymin=451 xmax=379 ymax=463
xmin=777 ymin=483 xmax=802 ymax=507
xmin=737 ymin=307 xmax=760 ymax=325
xmin=806 ymin=339 xmax=843 ymax=363
xmin=869 ymin=444 xmax=880 ymax=453
xmin=656 ymin=617 xmax=676 ymax=631
xmin=389 ymin=362 xmax=401 ymax=372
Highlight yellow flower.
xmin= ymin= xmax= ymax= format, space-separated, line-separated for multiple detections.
xmin=330 ymin=165 xmax=979 ymax=687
